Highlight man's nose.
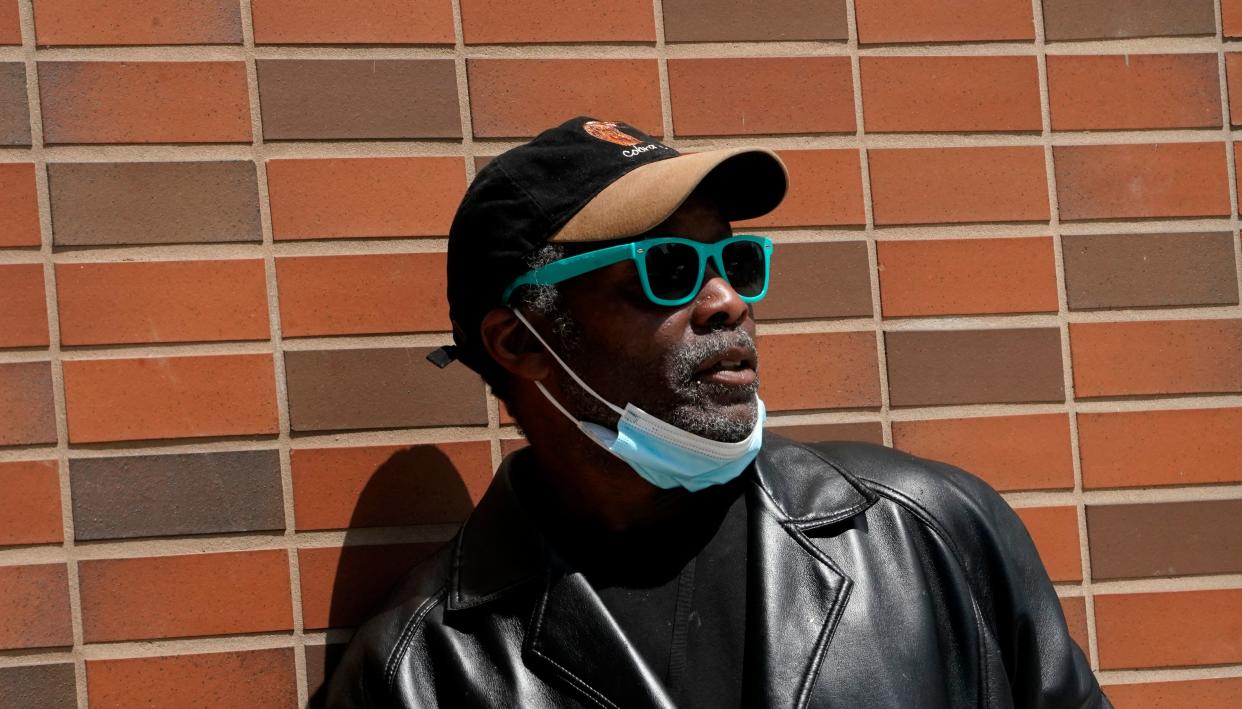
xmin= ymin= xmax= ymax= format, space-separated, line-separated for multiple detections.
xmin=690 ymin=267 xmax=748 ymax=330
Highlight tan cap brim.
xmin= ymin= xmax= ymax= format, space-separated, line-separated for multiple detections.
xmin=549 ymin=147 xmax=788 ymax=243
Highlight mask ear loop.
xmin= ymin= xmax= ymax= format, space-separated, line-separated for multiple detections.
xmin=511 ymin=308 xmax=625 ymax=418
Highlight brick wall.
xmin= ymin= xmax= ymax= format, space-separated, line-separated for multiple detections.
xmin=1 ymin=1 xmax=1240 ymax=707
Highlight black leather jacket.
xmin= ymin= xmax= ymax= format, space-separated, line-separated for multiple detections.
xmin=326 ymin=437 xmax=1111 ymax=708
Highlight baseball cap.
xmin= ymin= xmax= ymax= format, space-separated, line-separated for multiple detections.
xmin=432 ymin=116 xmax=788 ymax=371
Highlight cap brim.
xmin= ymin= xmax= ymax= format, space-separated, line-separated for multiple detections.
xmin=549 ymin=147 xmax=788 ymax=243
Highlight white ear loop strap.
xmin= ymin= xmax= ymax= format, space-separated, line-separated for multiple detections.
xmin=511 ymin=308 xmax=625 ymax=417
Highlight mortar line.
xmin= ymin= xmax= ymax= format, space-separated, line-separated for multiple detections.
xmin=652 ymin=0 xmax=674 ymax=141
xmin=14 ymin=1 xmax=89 ymax=706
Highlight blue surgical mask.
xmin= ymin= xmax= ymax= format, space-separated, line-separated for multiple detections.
xmin=513 ymin=310 xmax=764 ymax=492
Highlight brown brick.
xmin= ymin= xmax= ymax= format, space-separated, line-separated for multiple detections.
xmin=0 ymin=460 xmax=61 ymax=546
xmin=886 ymin=329 xmax=1064 ymax=407
xmin=754 ymin=241 xmax=872 ymax=321
xmin=0 ymin=263 xmax=49 ymax=347
xmin=878 ymin=237 xmax=1058 ymax=317
xmin=1079 ymin=408 xmax=1242 ymax=489
xmin=1227 ymin=54 xmax=1242 ymax=125
xmin=1094 ymin=589 xmax=1242 ymax=669
xmin=79 ymin=550 xmax=293 ymax=642
xmin=0 ymin=565 xmax=72 ymax=650
xmin=285 ymin=347 xmax=488 ymax=431
xmin=1103 ymin=678 xmax=1242 ymax=709
xmin=266 ymin=157 xmax=465 ymax=240
xmin=39 ymin=61 xmax=250 ymax=144
xmin=292 ymin=442 xmax=491 ymax=530
xmin=0 ymin=2 xmax=19 ymax=44
xmin=1070 ymin=320 xmax=1242 ymax=398
xmin=0 ymin=663 xmax=76 ymax=709
xmin=765 ymin=421 xmax=884 ymax=446
xmin=33 ymin=0 xmax=242 ymax=46
xmin=1049 ymin=54 xmax=1221 ymax=130
xmin=56 ymin=260 xmax=270 ymax=345
xmin=668 ymin=58 xmax=854 ymax=136
xmin=1054 ymin=143 xmax=1230 ymax=221
xmin=736 ymin=149 xmax=864 ymax=228
xmin=305 ymin=644 xmax=349 ymax=709
xmin=869 ymin=147 xmax=1049 ymax=225
xmin=0 ymin=63 xmax=31 ymax=146
xmin=1227 ymin=0 xmax=1242 ymax=37
xmin=251 ymin=0 xmax=454 ymax=45
xmin=47 ymin=161 xmax=261 ymax=246
xmin=70 ymin=450 xmax=284 ymax=541
xmin=63 ymin=354 xmax=279 ymax=443
xmin=0 ymin=163 xmax=39 ymax=247
xmin=277 ymin=254 xmax=449 ymax=337
xmin=757 ymin=332 xmax=881 ymax=412
xmin=861 ymin=56 xmax=1041 ymax=133
xmin=855 ymin=0 xmax=1034 ymax=44
xmin=1042 ymin=0 xmax=1216 ymax=41
xmin=663 ymin=0 xmax=847 ymax=42
xmin=1059 ymin=596 xmax=1089 ymax=655
xmin=299 ymin=544 xmax=442 ymax=629
xmin=1088 ymin=499 xmax=1242 ymax=579
xmin=257 ymin=60 xmax=459 ymax=140
xmin=468 ymin=59 xmax=661 ymax=138
xmin=87 ymin=649 xmax=297 ymax=709
xmin=892 ymin=414 xmax=1074 ymax=492
xmin=1013 ymin=506 xmax=1080 ymax=583
xmin=1064 ymin=232 xmax=1239 ymax=310
xmin=461 ymin=0 xmax=654 ymax=43
xmin=0 ymin=361 xmax=56 ymax=447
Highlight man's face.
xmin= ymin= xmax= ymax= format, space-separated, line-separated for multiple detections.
xmin=546 ymin=192 xmax=760 ymax=443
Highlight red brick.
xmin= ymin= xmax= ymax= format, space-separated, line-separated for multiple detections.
xmin=892 ymin=414 xmax=1074 ymax=492
xmin=877 ymin=237 xmax=1058 ymax=317
xmin=869 ymin=147 xmax=1049 ymax=225
xmin=1055 ymin=143 xmax=1230 ymax=221
xmin=252 ymin=0 xmax=454 ymax=45
xmin=0 ymin=361 xmax=56 ymax=446
xmin=56 ymin=260 xmax=269 ymax=346
xmin=0 ymin=263 xmax=48 ymax=347
xmin=0 ymin=564 xmax=72 ymax=650
xmin=468 ymin=59 xmax=661 ymax=138
xmin=1070 ymin=320 xmax=1242 ymax=398
xmin=0 ymin=1 xmax=19 ymax=44
xmin=292 ymin=442 xmax=492 ymax=530
xmin=38 ymin=61 xmax=251 ymax=144
xmin=298 ymin=544 xmax=442 ymax=629
xmin=1227 ymin=54 xmax=1242 ymax=125
xmin=277 ymin=254 xmax=448 ymax=337
xmin=461 ymin=0 xmax=654 ymax=43
xmin=34 ymin=0 xmax=241 ymax=46
xmin=1227 ymin=0 xmax=1242 ymax=37
xmin=1059 ymin=596 xmax=1089 ymax=654
xmin=79 ymin=550 xmax=293 ymax=642
xmin=1094 ymin=589 xmax=1242 ymax=669
xmin=1013 ymin=506 xmax=1081 ymax=582
xmin=1050 ymin=54 xmax=1220 ymax=131
xmin=0 ymin=460 xmax=61 ymax=546
xmin=736 ymin=150 xmax=864 ymax=228
xmin=267 ymin=157 xmax=465 ymax=240
xmin=861 ymin=56 xmax=1040 ymax=133
xmin=758 ymin=332 xmax=881 ymax=412
xmin=1078 ymin=408 xmax=1242 ymax=489
xmin=854 ymin=0 xmax=1034 ymax=43
xmin=0 ymin=163 xmax=40 ymax=247
xmin=668 ymin=58 xmax=854 ymax=136
xmin=63 ymin=354 xmax=279 ymax=443
xmin=87 ymin=649 xmax=297 ymax=709
xmin=1103 ymin=678 xmax=1242 ymax=708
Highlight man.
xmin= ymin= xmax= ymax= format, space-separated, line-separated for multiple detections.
xmin=326 ymin=117 xmax=1110 ymax=708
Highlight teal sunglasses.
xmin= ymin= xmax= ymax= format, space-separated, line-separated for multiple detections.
xmin=502 ymin=235 xmax=774 ymax=307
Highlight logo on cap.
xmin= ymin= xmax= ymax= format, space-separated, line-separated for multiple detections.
xmin=582 ymin=121 xmax=644 ymax=147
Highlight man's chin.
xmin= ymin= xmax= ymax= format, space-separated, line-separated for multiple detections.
xmin=665 ymin=394 xmax=759 ymax=443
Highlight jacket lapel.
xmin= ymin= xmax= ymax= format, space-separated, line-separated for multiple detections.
xmin=524 ymin=566 xmax=678 ymax=709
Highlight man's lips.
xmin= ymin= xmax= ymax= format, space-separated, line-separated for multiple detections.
xmin=693 ymin=345 xmax=757 ymax=386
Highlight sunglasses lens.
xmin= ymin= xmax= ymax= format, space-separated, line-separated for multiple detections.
xmin=722 ymin=240 xmax=767 ymax=297
xmin=644 ymin=242 xmax=701 ymax=302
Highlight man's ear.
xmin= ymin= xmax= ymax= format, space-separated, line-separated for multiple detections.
xmin=479 ymin=307 xmax=552 ymax=382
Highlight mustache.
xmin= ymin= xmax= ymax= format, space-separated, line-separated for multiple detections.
xmin=666 ymin=329 xmax=758 ymax=385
